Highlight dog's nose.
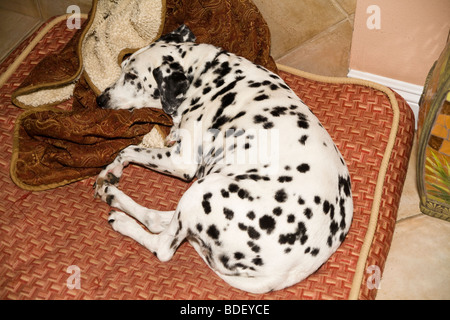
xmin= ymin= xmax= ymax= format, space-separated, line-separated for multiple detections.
xmin=96 ymin=92 xmax=110 ymax=108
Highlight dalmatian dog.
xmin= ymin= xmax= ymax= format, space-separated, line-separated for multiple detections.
xmin=94 ymin=25 xmax=353 ymax=294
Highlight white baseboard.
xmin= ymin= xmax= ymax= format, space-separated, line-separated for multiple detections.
xmin=347 ymin=69 xmax=422 ymax=128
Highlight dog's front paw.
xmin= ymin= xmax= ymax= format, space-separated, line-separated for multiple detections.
xmin=93 ymin=175 xmax=118 ymax=204
xmin=108 ymin=210 xmax=140 ymax=238
xmin=94 ymin=169 xmax=121 ymax=198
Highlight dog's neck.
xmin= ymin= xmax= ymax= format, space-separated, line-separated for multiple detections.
xmin=168 ymin=43 xmax=228 ymax=124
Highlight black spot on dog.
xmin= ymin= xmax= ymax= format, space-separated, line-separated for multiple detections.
xmin=259 ymin=215 xmax=276 ymax=234
xmin=124 ymin=72 xmax=138 ymax=82
xmin=298 ymin=196 xmax=305 ymax=205
xmin=254 ymin=94 xmax=269 ymax=101
xmin=202 ymin=193 xmax=212 ymax=214
xmin=106 ymin=195 xmax=114 ymax=206
xmin=279 ymin=233 xmax=296 ymax=245
xmin=274 ymin=189 xmax=288 ymax=203
xmin=214 ymin=61 xmax=232 ymax=77
xmin=327 ymin=236 xmax=333 ymax=247
xmin=305 ymin=247 xmax=320 ymax=257
xmin=219 ymin=255 xmax=230 ymax=269
xmin=203 ymin=86 xmax=212 ymax=94
xmin=196 ymin=223 xmax=203 ymax=232
xmin=263 ymin=122 xmax=274 ymax=129
xmin=237 ymin=188 xmax=251 ymax=200
xmin=212 ymin=115 xmax=231 ymax=130
xmin=279 ymin=82 xmax=290 ymax=90
xmin=234 ymin=252 xmax=245 ymax=260
xmin=297 ymin=120 xmax=309 ymax=129
xmin=162 ymin=55 xmax=174 ymax=62
xmin=223 ymin=207 xmax=234 ymax=220
xmin=339 ymin=198 xmax=346 ymax=223
xmin=238 ymin=223 xmax=247 ymax=231
xmin=190 ymin=97 xmax=201 ymax=106
xmin=211 ymin=80 xmax=239 ymax=101
xmin=278 ymin=176 xmax=293 ymax=183
xmin=210 ymin=92 xmax=236 ymax=129
xmin=249 ymin=82 xmax=261 ymax=88
xmin=296 ymin=163 xmax=310 ymax=173
xmin=252 ymin=257 xmax=263 ymax=266
xmin=194 ymin=79 xmax=202 ymax=88
xmin=295 ymin=113 xmax=310 ymax=129
xmin=247 ymin=241 xmax=260 ymax=253
xmin=248 ymin=174 xmax=270 ymax=182
xmin=299 ymin=135 xmax=308 ymax=145
xmin=273 ymin=207 xmax=282 ymax=216
xmin=228 ymin=183 xmax=239 ymax=193
xmin=207 ymin=225 xmax=220 ymax=240
xmin=330 ymin=203 xmax=336 ymax=220
xmin=330 ymin=220 xmax=339 ymax=237
xmin=303 ymin=207 xmax=313 ymax=219
xmin=221 ymin=189 xmax=230 ymax=198
xmin=323 ymin=200 xmax=330 ymax=214
xmin=247 ymin=211 xmax=255 ymax=220
xmin=287 ymin=214 xmax=295 ymax=223
xmin=279 ymin=222 xmax=308 ymax=246
xmin=254 ymin=115 xmax=268 ymax=124
xmin=339 ymin=175 xmax=352 ymax=197
xmin=235 ymin=174 xmax=248 ymax=181
xmin=247 ymin=227 xmax=260 ymax=240
xmin=270 ymin=106 xmax=288 ymax=117
xmin=214 ymin=78 xmax=225 ymax=87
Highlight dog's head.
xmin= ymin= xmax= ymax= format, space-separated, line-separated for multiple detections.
xmin=96 ymin=24 xmax=196 ymax=115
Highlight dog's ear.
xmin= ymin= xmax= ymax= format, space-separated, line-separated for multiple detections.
xmin=153 ymin=61 xmax=190 ymax=115
xmin=158 ymin=24 xmax=196 ymax=43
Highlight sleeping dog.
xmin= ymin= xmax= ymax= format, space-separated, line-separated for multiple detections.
xmin=94 ymin=25 xmax=353 ymax=293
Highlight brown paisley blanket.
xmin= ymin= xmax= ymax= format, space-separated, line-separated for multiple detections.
xmin=10 ymin=0 xmax=276 ymax=190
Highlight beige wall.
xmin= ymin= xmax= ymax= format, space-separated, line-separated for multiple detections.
xmin=349 ymin=0 xmax=450 ymax=86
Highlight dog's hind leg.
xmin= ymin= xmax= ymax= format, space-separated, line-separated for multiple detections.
xmin=96 ymin=184 xmax=175 ymax=233
xmin=95 ymin=141 xmax=199 ymax=190
xmin=108 ymin=209 xmax=184 ymax=262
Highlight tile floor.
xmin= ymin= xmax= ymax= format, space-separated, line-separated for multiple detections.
xmin=0 ymin=8 xmax=41 ymax=62
xmin=1 ymin=9 xmax=449 ymax=300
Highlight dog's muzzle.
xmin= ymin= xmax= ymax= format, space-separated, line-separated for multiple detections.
xmin=96 ymin=92 xmax=111 ymax=108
